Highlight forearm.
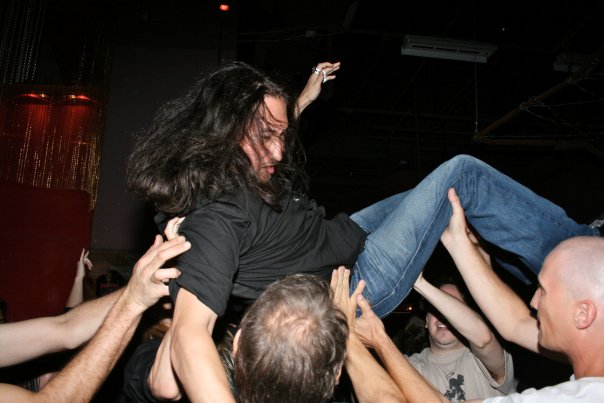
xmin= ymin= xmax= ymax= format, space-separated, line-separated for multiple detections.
xmin=60 ymin=289 xmax=123 ymax=349
xmin=443 ymin=236 xmax=539 ymax=352
xmin=65 ymin=276 xmax=85 ymax=309
xmin=346 ymin=335 xmax=406 ymax=403
xmin=169 ymin=289 xmax=235 ymax=403
xmin=31 ymin=291 xmax=143 ymax=402
xmin=171 ymin=326 xmax=234 ymax=403
xmin=0 ymin=290 xmax=121 ymax=367
xmin=149 ymin=328 xmax=182 ymax=400
xmin=294 ymin=96 xmax=312 ymax=117
xmin=374 ymin=332 xmax=448 ymax=403
xmin=414 ymin=278 xmax=493 ymax=347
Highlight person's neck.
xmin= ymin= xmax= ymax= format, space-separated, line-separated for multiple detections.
xmin=571 ymin=352 xmax=604 ymax=379
xmin=429 ymin=341 xmax=464 ymax=356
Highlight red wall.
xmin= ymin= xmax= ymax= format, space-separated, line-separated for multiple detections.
xmin=0 ymin=181 xmax=91 ymax=322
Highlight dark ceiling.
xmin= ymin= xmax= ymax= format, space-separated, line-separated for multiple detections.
xmin=35 ymin=0 xmax=604 ymax=216
xmin=233 ymin=0 xmax=604 ymax=215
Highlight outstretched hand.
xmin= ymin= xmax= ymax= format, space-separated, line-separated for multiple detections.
xmin=123 ymin=235 xmax=190 ymax=313
xmin=440 ymin=188 xmax=471 ymax=247
xmin=353 ymin=291 xmax=387 ymax=350
xmin=296 ymin=61 xmax=341 ymax=116
xmin=76 ymin=248 xmax=93 ymax=280
xmin=441 ymin=188 xmax=492 ymax=264
xmin=330 ymin=266 xmax=364 ymax=330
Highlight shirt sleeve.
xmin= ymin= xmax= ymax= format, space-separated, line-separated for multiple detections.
xmin=168 ymin=201 xmax=249 ymax=316
xmin=473 ymin=349 xmax=516 ymax=393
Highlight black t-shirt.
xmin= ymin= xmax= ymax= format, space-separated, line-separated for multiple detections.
xmin=162 ymin=189 xmax=366 ymax=316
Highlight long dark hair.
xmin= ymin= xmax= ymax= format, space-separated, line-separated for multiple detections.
xmin=127 ymin=62 xmax=307 ymax=215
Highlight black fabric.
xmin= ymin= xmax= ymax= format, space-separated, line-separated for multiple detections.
xmin=122 ymin=339 xmax=179 ymax=403
xmin=162 ymin=190 xmax=366 ymax=316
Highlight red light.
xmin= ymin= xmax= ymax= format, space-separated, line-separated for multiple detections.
xmin=219 ymin=4 xmax=229 ymax=11
xmin=22 ymin=93 xmax=48 ymax=100
xmin=67 ymin=94 xmax=92 ymax=102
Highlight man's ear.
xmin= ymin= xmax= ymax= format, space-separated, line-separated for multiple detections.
xmin=575 ymin=300 xmax=597 ymax=330
xmin=335 ymin=365 xmax=343 ymax=385
xmin=232 ymin=329 xmax=242 ymax=357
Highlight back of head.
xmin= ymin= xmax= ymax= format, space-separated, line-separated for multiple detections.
xmin=127 ymin=61 xmax=306 ymax=215
xmin=234 ymin=274 xmax=348 ymax=403
xmin=551 ymin=236 xmax=604 ymax=301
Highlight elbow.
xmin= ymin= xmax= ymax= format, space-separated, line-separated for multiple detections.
xmin=473 ymin=330 xmax=494 ymax=350
xmin=149 ymin=378 xmax=182 ymax=401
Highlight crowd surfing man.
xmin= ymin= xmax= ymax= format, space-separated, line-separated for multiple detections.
xmin=126 ymin=61 xmax=600 ymax=401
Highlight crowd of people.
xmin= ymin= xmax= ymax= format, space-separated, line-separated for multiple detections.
xmin=1 ymin=60 xmax=603 ymax=402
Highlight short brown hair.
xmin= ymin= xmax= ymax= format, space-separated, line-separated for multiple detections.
xmin=234 ymin=274 xmax=348 ymax=403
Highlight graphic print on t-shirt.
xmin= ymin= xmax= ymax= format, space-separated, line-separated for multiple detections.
xmin=444 ymin=373 xmax=466 ymax=403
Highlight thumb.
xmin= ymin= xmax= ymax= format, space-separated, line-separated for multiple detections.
xmin=356 ymin=293 xmax=374 ymax=317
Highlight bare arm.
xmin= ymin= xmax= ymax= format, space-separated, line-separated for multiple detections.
xmin=0 ymin=234 xmax=189 ymax=403
xmin=167 ymin=288 xmax=235 ymax=403
xmin=0 ymin=288 xmax=121 ymax=367
xmin=65 ymin=249 xmax=92 ymax=309
xmin=295 ymin=61 xmax=340 ymax=117
xmin=331 ymin=267 xmax=406 ymax=403
xmin=354 ymin=293 xmax=448 ymax=403
xmin=441 ymin=188 xmax=539 ymax=353
xmin=414 ymin=274 xmax=507 ymax=382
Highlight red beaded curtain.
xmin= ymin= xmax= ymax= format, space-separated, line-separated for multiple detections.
xmin=0 ymin=0 xmax=109 ymax=321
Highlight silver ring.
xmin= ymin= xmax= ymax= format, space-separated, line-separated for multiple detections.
xmin=312 ymin=66 xmax=322 ymax=75
xmin=321 ymin=70 xmax=327 ymax=83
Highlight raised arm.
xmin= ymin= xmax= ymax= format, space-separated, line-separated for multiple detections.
xmin=64 ymin=248 xmax=93 ymax=309
xmin=148 ymin=215 xmax=234 ymax=402
xmin=0 ymin=287 xmax=121 ymax=367
xmin=413 ymin=273 xmax=507 ymax=382
xmin=166 ymin=288 xmax=235 ymax=403
xmin=330 ymin=267 xmax=405 ymax=403
xmin=294 ymin=61 xmax=340 ymax=117
xmin=441 ymin=188 xmax=539 ymax=353
xmin=0 ymin=234 xmax=189 ymax=403
xmin=354 ymin=293 xmax=448 ymax=403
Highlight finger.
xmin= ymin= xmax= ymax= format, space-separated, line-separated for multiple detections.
xmin=330 ymin=268 xmax=338 ymax=291
xmin=356 ymin=293 xmax=374 ymax=317
xmin=165 ymin=217 xmax=183 ymax=240
xmin=156 ymin=239 xmax=191 ymax=264
xmin=350 ymin=280 xmax=365 ymax=310
xmin=448 ymin=188 xmax=463 ymax=214
xmin=153 ymin=267 xmax=182 ymax=284
xmin=333 ymin=267 xmax=345 ymax=302
xmin=80 ymin=248 xmax=85 ymax=260
xmin=137 ymin=235 xmax=167 ymax=267
xmin=337 ymin=267 xmax=348 ymax=298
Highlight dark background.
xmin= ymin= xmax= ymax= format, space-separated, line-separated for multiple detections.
xmin=2 ymin=0 xmax=603 ymax=397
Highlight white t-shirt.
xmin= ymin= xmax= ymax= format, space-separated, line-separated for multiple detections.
xmin=408 ymin=346 xmax=516 ymax=403
xmin=483 ymin=377 xmax=604 ymax=402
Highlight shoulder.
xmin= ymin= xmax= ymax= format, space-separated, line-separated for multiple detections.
xmin=483 ymin=377 xmax=604 ymax=403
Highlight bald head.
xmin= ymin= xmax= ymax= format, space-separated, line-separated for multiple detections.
xmin=545 ymin=236 xmax=604 ymax=300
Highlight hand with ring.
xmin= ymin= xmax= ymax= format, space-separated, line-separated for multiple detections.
xmin=295 ymin=61 xmax=341 ymax=117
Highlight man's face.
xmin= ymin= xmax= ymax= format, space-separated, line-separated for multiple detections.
xmin=426 ymin=284 xmax=464 ymax=352
xmin=530 ymin=253 xmax=569 ymax=351
xmin=240 ymin=96 xmax=288 ymax=182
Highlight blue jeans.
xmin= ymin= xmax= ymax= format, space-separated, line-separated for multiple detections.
xmin=349 ymin=155 xmax=597 ymax=318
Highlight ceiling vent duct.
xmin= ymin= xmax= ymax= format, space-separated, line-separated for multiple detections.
xmin=401 ymin=35 xmax=498 ymax=63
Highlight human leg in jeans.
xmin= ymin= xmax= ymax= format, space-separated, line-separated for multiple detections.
xmin=349 ymin=154 xmax=598 ymax=318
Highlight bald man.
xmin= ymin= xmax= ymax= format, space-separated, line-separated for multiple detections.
xmin=440 ymin=189 xmax=604 ymax=402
